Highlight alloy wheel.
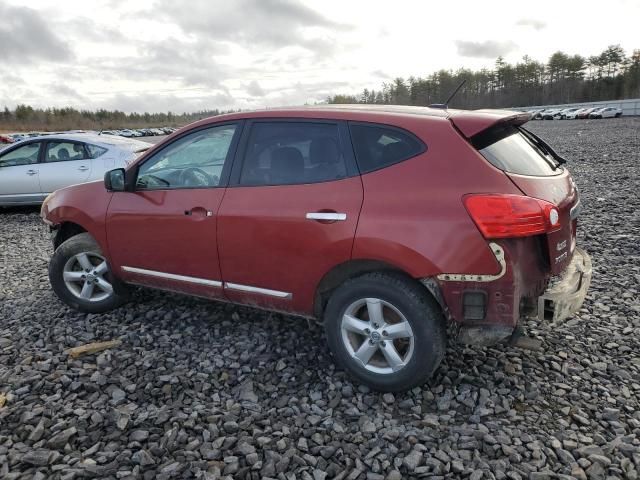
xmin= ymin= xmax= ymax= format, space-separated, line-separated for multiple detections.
xmin=340 ymin=298 xmax=414 ymax=374
xmin=62 ymin=252 xmax=113 ymax=302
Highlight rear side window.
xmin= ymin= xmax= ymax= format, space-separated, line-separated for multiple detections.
xmin=86 ymin=144 xmax=108 ymax=158
xmin=349 ymin=123 xmax=425 ymax=173
xmin=473 ymin=125 xmax=560 ymax=176
xmin=240 ymin=122 xmax=347 ymax=186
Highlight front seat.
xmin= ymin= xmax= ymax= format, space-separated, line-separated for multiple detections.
xmin=57 ymin=148 xmax=70 ymax=161
xmin=270 ymin=147 xmax=304 ymax=184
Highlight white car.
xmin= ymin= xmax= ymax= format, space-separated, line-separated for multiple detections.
xmin=564 ymin=108 xmax=588 ymax=119
xmin=556 ymin=107 xmax=581 ymax=119
xmin=0 ymin=133 xmax=151 ymax=206
xmin=589 ymin=107 xmax=623 ymax=119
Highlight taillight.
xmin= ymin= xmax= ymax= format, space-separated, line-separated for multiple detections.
xmin=464 ymin=194 xmax=561 ymax=239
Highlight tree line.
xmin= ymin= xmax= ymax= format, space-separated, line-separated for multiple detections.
xmin=327 ymin=45 xmax=640 ymax=109
xmin=0 ymin=106 xmax=238 ymax=133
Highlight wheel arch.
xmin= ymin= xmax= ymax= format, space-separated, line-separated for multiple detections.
xmin=313 ymin=258 xmax=443 ymax=319
xmin=53 ymin=221 xmax=87 ymax=250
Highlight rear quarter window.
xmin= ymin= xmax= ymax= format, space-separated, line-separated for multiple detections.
xmin=472 ymin=125 xmax=560 ymax=177
xmin=349 ymin=123 xmax=425 ymax=173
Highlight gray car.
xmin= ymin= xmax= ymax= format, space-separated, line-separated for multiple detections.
xmin=0 ymin=133 xmax=151 ymax=206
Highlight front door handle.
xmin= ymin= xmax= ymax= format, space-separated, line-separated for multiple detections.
xmin=26 ymin=169 xmax=37 ymax=176
xmin=184 ymin=207 xmax=214 ymax=217
xmin=78 ymin=166 xmax=89 ymax=171
xmin=306 ymin=212 xmax=347 ymax=221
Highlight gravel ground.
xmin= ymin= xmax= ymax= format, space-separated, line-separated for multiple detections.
xmin=1 ymin=118 xmax=639 ymax=480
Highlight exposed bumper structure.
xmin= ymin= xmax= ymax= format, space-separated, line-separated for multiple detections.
xmin=537 ymin=247 xmax=592 ymax=323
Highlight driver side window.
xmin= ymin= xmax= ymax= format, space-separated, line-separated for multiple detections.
xmin=137 ymin=124 xmax=237 ymax=190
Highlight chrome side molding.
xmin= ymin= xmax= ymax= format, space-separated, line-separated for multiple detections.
xmin=122 ymin=266 xmax=223 ymax=287
xmin=121 ymin=266 xmax=292 ymax=299
xmin=306 ymin=212 xmax=347 ymax=221
xmin=224 ymin=282 xmax=292 ymax=299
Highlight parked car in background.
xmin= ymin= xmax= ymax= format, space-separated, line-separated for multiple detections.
xmin=564 ymin=108 xmax=586 ymax=119
xmin=541 ymin=108 xmax=563 ymax=120
xmin=557 ymin=108 xmax=580 ymax=119
xmin=0 ymin=133 xmax=151 ymax=206
xmin=589 ymin=107 xmax=622 ymax=119
xmin=577 ymin=107 xmax=599 ymax=119
xmin=0 ymin=134 xmax=14 ymax=145
xmin=10 ymin=134 xmax=28 ymax=142
xmin=41 ymin=105 xmax=591 ymax=391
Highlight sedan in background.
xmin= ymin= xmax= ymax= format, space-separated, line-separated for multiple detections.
xmin=0 ymin=133 xmax=151 ymax=206
xmin=589 ymin=107 xmax=623 ymax=119
xmin=564 ymin=108 xmax=587 ymax=119
xmin=556 ymin=108 xmax=580 ymax=119
xmin=577 ymin=107 xmax=600 ymax=119
xmin=541 ymin=108 xmax=564 ymax=120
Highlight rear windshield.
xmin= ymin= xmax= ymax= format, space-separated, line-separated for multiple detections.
xmin=472 ymin=125 xmax=561 ymax=177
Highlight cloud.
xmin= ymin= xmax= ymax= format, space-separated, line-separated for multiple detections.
xmin=245 ymin=80 xmax=266 ymax=97
xmin=102 ymin=38 xmax=231 ymax=89
xmin=50 ymin=84 xmax=88 ymax=101
xmin=155 ymin=0 xmax=350 ymax=57
xmin=516 ymin=18 xmax=547 ymax=30
xmin=0 ymin=4 xmax=73 ymax=62
xmin=455 ymin=40 xmax=518 ymax=58
xmin=99 ymin=91 xmax=235 ymax=114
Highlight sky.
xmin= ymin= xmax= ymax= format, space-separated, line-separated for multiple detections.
xmin=1 ymin=0 xmax=639 ymax=113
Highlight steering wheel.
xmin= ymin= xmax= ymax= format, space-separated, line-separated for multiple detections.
xmin=179 ymin=167 xmax=216 ymax=187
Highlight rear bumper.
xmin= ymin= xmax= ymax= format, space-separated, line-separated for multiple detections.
xmin=536 ymin=247 xmax=592 ymax=323
xmin=435 ymin=244 xmax=591 ymax=346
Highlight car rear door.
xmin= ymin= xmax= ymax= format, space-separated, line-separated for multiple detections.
xmin=38 ymin=140 xmax=92 ymax=194
xmin=217 ymin=119 xmax=363 ymax=315
xmin=105 ymin=122 xmax=241 ymax=298
xmin=0 ymin=141 xmax=43 ymax=204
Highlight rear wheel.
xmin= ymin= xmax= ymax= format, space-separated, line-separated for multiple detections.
xmin=49 ymin=233 xmax=126 ymax=313
xmin=324 ymin=272 xmax=446 ymax=392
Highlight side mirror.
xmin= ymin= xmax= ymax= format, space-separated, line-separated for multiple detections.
xmin=104 ymin=168 xmax=126 ymax=192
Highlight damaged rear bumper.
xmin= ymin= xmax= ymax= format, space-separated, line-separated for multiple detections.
xmin=536 ymin=247 xmax=592 ymax=323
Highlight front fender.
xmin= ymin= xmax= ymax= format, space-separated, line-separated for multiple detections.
xmin=41 ymin=181 xmax=113 ymax=254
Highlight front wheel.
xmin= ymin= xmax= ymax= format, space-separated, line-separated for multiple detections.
xmin=49 ymin=233 xmax=126 ymax=313
xmin=324 ymin=272 xmax=446 ymax=392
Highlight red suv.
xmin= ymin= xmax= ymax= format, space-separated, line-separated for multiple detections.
xmin=41 ymin=106 xmax=592 ymax=391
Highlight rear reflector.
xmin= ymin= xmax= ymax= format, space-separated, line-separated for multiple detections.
xmin=464 ymin=194 xmax=560 ymax=239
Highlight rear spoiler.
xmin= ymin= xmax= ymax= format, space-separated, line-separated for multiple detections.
xmin=448 ymin=109 xmax=532 ymax=138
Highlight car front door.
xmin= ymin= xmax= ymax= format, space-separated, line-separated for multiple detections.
xmin=0 ymin=141 xmax=43 ymax=204
xmin=106 ymin=123 xmax=241 ymax=298
xmin=38 ymin=140 xmax=93 ymax=194
xmin=217 ymin=120 xmax=363 ymax=315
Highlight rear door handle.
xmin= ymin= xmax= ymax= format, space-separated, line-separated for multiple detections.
xmin=78 ymin=166 xmax=89 ymax=171
xmin=306 ymin=212 xmax=347 ymax=221
xmin=26 ymin=169 xmax=37 ymax=176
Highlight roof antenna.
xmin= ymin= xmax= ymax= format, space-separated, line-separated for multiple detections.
xmin=429 ymin=79 xmax=466 ymax=109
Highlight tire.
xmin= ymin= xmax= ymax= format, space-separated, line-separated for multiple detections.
xmin=615 ymin=113 xmax=622 ymax=118
xmin=324 ymin=272 xmax=446 ymax=392
xmin=49 ymin=233 xmax=126 ymax=313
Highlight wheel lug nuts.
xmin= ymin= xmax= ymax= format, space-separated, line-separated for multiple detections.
xmin=364 ymin=328 xmax=370 ymax=334
xmin=382 ymin=330 xmax=388 ymax=336
xmin=380 ymin=341 xmax=386 ymax=347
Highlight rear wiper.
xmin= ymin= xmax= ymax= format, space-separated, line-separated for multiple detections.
xmin=520 ymin=127 xmax=567 ymax=167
